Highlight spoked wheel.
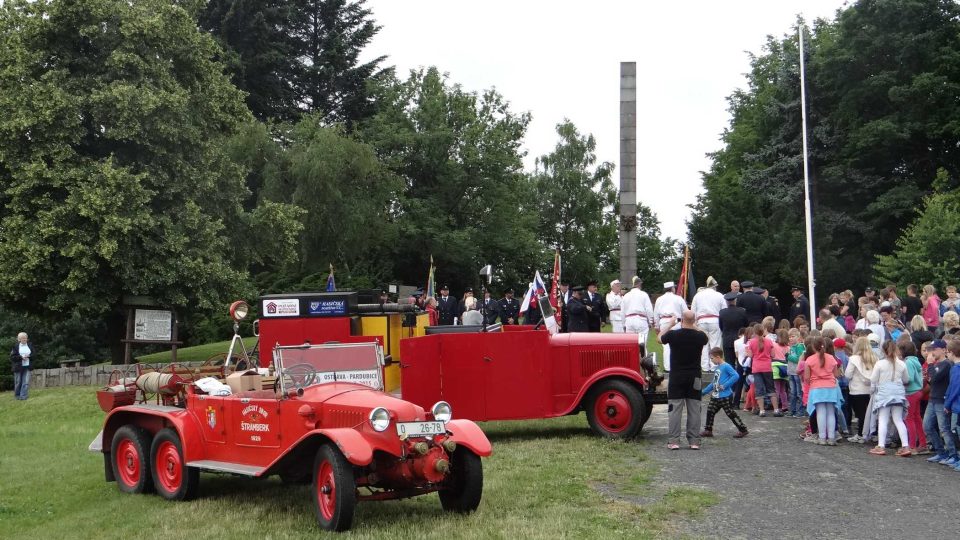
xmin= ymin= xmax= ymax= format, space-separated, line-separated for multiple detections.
xmin=439 ymin=447 xmax=483 ymax=513
xmin=111 ymin=425 xmax=154 ymax=494
xmin=585 ymin=379 xmax=645 ymax=439
xmin=313 ymin=443 xmax=357 ymax=532
xmin=150 ymin=428 xmax=199 ymax=501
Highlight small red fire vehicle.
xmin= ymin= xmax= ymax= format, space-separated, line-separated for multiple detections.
xmin=91 ymin=304 xmax=492 ymax=532
xmin=400 ymin=325 xmax=666 ymax=439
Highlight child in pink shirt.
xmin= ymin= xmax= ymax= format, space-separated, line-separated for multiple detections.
xmin=803 ymin=336 xmax=843 ymax=445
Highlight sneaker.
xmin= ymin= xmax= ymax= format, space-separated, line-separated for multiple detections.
xmin=733 ymin=431 xmax=748 ymax=438
xmin=803 ymin=434 xmax=818 ymax=443
xmin=668 ymin=443 xmax=680 ymax=450
xmin=826 ymin=440 xmax=837 ymax=446
xmin=952 ymin=461 xmax=960 ymax=472
xmin=699 ymin=429 xmax=714 ymax=438
xmin=940 ymin=456 xmax=959 ymax=466
xmin=927 ymin=453 xmax=947 ymax=463
xmin=869 ymin=446 xmax=886 ymax=456
xmin=759 ymin=411 xmax=767 ymax=417
xmin=816 ymin=439 xmax=827 ymax=446
xmin=846 ymin=435 xmax=859 ymax=443
xmin=689 ymin=444 xmax=700 ymax=450
xmin=773 ymin=411 xmax=784 ymax=417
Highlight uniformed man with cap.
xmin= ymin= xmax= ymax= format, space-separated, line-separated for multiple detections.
xmin=737 ymin=280 xmax=767 ymax=324
xmin=498 ymin=288 xmax=521 ymax=325
xmin=584 ymin=280 xmax=606 ymax=332
xmin=760 ymin=287 xmax=782 ymax=326
xmin=622 ymin=276 xmax=654 ymax=344
xmin=691 ymin=276 xmax=726 ymax=371
xmin=719 ymin=291 xmax=749 ymax=408
xmin=481 ymin=289 xmax=499 ymax=325
xmin=566 ymin=286 xmax=589 ymax=332
xmin=437 ymin=285 xmax=459 ymax=325
xmin=654 ymin=281 xmax=688 ymax=371
xmin=788 ymin=285 xmax=810 ymax=323
xmin=606 ymin=280 xmax=625 ymax=333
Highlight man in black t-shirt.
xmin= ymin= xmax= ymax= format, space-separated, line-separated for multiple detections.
xmin=903 ymin=284 xmax=923 ymax=323
xmin=659 ymin=310 xmax=709 ymax=449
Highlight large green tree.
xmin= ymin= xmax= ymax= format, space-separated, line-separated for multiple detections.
xmin=361 ymin=67 xmax=539 ymax=293
xmin=0 ymin=0 xmax=301 ymax=360
xmin=689 ymin=0 xmax=960 ymax=304
xmin=533 ymin=120 xmax=618 ymax=285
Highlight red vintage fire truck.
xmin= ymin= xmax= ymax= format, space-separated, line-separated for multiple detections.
xmin=91 ymin=300 xmax=492 ymax=532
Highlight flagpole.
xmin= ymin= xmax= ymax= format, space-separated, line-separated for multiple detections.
xmin=799 ymin=23 xmax=817 ymax=324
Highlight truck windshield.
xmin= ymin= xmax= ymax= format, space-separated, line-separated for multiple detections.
xmin=273 ymin=342 xmax=384 ymax=393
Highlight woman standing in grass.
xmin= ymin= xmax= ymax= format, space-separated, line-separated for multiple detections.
xmin=804 ymin=336 xmax=843 ymax=445
xmin=869 ymin=340 xmax=912 ymax=456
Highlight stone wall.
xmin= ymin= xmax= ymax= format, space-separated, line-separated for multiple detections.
xmin=28 ymin=361 xmax=208 ymax=389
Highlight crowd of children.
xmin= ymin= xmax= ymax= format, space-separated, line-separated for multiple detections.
xmin=704 ymin=303 xmax=960 ymax=468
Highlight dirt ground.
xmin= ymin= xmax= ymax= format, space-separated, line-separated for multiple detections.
xmin=638 ymin=403 xmax=959 ymax=539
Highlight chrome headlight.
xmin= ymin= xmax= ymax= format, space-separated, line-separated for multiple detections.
xmin=369 ymin=407 xmax=390 ymax=432
xmin=431 ymin=401 xmax=452 ymax=423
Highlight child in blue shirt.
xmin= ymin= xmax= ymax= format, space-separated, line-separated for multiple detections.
xmin=943 ymin=346 xmax=960 ymax=471
xmin=701 ymin=347 xmax=748 ymax=438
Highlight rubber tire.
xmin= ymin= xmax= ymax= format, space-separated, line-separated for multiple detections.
xmin=438 ymin=447 xmax=483 ymax=513
xmin=111 ymin=425 xmax=154 ymax=494
xmin=150 ymin=428 xmax=200 ymax=501
xmin=584 ymin=379 xmax=645 ymax=439
xmin=312 ymin=443 xmax=357 ymax=532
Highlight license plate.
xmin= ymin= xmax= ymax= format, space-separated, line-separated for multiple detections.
xmin=396 ymin=421 xmax=445 ymax=437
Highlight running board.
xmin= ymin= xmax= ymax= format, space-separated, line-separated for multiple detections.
xmin=187 ymin=460 xmax=266 ymax=476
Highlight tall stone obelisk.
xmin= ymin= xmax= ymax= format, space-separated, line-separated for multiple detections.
xmin=619 ymin=62 xmax=637 ymax=285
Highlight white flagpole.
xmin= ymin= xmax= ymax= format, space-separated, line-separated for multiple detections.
xmin=798 ymin=23 xmax=817 ymax=324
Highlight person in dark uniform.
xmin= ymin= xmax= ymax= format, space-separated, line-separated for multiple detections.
xmin=760 ymin=288 xmax=782 ymax=326
xmin=737 ymin=280 xmax=767 ymax=324
xmin=788 ymin=286 xmax=810 ymax=323
xmin=719 ymin=291 xmax=749 ymax=408
xmin=566 ymin=286 xmax=589 ymax=332
xmin=498 ymin=288 xmax=521 ymax=325
xmin=584 ymin=280 xmax=606 ymax=332
xmin=481 ymin=289 xmax=499 ymax=325
xmin=436 ymin=285 xmax=459 ymax=325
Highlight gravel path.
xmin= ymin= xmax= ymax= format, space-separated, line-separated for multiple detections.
xmin=639 ymin=403 xmax=959 ymax=539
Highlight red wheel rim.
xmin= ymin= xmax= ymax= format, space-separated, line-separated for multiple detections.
xmin=155 ymin=441 xmax=182 ymax=493
xmin=316 ymin=460 xmax=336 ymax=520
xmin=116 ymin=439 xmax=141 ymax=487
xmin=593 ymin=390 xmax=633 ymax=433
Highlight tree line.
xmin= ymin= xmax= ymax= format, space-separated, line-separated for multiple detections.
xmin=689 ymin=0 xmax=960 ymax=306
xmin=0 ymin=0 xmax=680 ymax=364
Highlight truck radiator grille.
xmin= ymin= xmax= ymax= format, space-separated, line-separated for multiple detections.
xmin=327 ymin=409 xmax=365 ymax=428
xmin=580 ymin=349 xmax=631 ymax=377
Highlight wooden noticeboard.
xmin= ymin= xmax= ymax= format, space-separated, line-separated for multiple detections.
xmin=121 ymin=305 xmax=182 ymax=365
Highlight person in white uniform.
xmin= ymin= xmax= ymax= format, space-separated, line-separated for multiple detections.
xmin=654 ymin=281 xmax=688 ymax=371
xmin=691 ymin=276 xmax=726 ymax=372
xmin=606 ymin=280 xmax=625 ymax=333
xmin=622 ymin=276 xmax=654 ymax=345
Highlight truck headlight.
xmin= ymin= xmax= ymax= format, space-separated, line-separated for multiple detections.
xmin=229 ymin=300 xmax=250 ymax=322
xmin=369 ymin=407 xmax=390 ymax=432
xmin=431 ymin=401 xmax=452 ymax=422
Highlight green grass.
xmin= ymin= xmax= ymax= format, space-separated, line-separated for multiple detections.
xmin=134 ymin=338 xmax=258 ymax=364
xmin=0 ymin=386 xmax=714 ymax=539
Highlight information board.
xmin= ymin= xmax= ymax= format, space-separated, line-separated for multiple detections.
xmin=134 ymin=309 xmax=173 ymax=341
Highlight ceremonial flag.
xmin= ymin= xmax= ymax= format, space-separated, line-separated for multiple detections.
xmin=425 ymin=255 xmax=435 ymax=298
xmin=520 ymin=271 xmax=548 ymax=314
xmin=550 ymin=249 xmax=561 ymax=324
xmin=326 ymin=264 xmax=336 ymax=292
xmin=676 ymin=245 xmax=692 ymax=301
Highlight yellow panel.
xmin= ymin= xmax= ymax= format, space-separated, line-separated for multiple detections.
xmin=360 ymin=312 xmax=432 ymax=393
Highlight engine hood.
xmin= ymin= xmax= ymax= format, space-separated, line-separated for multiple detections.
xmin=303 ymin=383 xmax=427 ymax=422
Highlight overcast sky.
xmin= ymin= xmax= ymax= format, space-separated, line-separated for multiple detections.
xmin=363 ymin=0 xmax=851 ymax=240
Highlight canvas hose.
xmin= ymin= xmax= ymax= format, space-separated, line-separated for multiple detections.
xmin=137 ymin=372 xmax=177 ymax=395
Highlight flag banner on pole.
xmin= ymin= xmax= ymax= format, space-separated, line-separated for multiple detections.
xmin=326 ymin=264 xmax=336 ymax=292
xmin=425 ymin=255 xmax=435 ymax=299
xmin=520 ymin=271 xmax=549 ymax=314
xmin=687 ymin=254 xmax=696 ymax=300
xmin=677 ymin=245 xmax=690 ymax=301
xmin=550 ymin=249 xmax=561 ymax=324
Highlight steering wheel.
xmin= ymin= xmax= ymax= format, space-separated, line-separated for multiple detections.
xmin=276 ymin=363 xmax=317 ymax=392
